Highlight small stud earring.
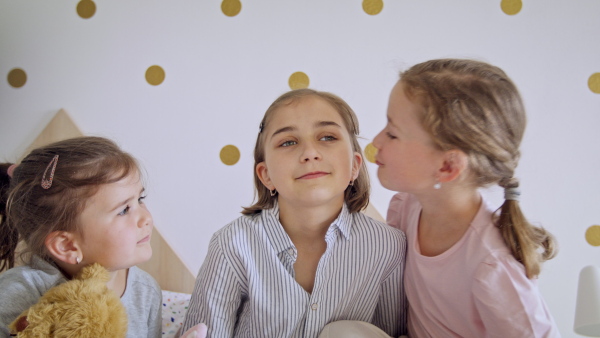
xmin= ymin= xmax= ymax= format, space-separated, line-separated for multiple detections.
xmin=76 ymin=256 xmax=81 ymax=264
xmin=433 ymin=182 xmax=441 ymax=190
xmin=270 ymin=189 xmax=277 ymax=197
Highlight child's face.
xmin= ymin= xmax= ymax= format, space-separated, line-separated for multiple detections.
xmin=76 ymin=171 xmax=153 ymax=271
xmin=257 ymin=96 xmax=361 ymax=209
xmin=373 ymin=82 xmax=445 ymax=193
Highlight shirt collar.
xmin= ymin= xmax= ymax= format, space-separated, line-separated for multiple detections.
xmin=262 ymin=201 xmax=353 ymax=256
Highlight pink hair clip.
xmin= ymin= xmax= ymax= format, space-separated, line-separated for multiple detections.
xmin=41 ymin=155 xmax=59 ymax=189
xmin=7 ymin=164 xmax=18 ymax=178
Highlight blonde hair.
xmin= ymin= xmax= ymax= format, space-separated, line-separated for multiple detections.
xmin=401 ymin=59 xmax=556 ymax=278
xmin=0 ymin=136 xmax=139 ymax=270
xmin=242 ymin=89 xmax=370 ymax=215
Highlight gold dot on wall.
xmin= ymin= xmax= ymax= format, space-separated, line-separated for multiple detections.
xmin=586 ymin=225 xmax=600 ymax=246
xmin=501 ymin=0 xmax=522 ymax=15
xmin=589 ymin=73 xmax=600 ymax=94
xmin=220 ymin=145 xmax=241 ymax=166
xmin=364 ymin=143 xmax=377 ymax=163
xmin=289 ymin=72 xmax=310 ymax=90
xmin=362 ymin=0 xmax=384 ymax=15
xmin=7 ymin=68 xmax=27 ymax=88
xmin=145 ymin=65 xmax=165 ymax=86
xmin=77 ymin=0 xmax=96 ymax=19
xmin=221 ymin=0 xmax=242 ymax=17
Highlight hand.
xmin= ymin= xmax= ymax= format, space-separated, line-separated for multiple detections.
xmin=180 ymin=324 xmax=208 ymax=338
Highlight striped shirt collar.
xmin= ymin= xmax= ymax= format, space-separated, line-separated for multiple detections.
xmin=262 ymin=201 xmax=353 ymax=255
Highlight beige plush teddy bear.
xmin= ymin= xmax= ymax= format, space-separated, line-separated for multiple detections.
xmin=9 ymin=263 xmax=128 ymax=337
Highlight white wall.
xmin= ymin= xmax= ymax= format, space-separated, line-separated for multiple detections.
xmin=1 ymin=1 xmax=599 ymax=336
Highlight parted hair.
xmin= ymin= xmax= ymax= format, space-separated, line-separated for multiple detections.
xmin=400 ymin=58 xmax=556 ymax=278
xmin=0 ymin=136 xmax=139 ymax=271
xmin=242 ymin=89 xmax=370 ymax=215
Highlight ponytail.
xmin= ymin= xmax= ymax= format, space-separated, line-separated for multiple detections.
xmin=496 ymin=177 xmax=557 ymax=278
xmin=0 ymin=163 xmax=19 ymax=271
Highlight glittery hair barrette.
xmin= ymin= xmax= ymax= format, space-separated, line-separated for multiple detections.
xmin=41 ymin=155 xmax=59 ymax=189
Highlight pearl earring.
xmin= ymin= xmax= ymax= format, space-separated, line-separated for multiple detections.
xmin=433 ymin=182 xmax=441 ymax=190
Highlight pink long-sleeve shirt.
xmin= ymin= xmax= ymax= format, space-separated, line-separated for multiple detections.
xmin=387 ymin=192 xmax=560 ymax=338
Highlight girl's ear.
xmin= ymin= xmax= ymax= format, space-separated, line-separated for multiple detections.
xmin=351 ymin=152 xmax=363 ymax=181
xmin=256 ymin=162 xmax=275 ymax=191
xmin=437 ymin=149 xmax=468 ymax=183
xmin=45 ymin=231 xmax=81 ymax=265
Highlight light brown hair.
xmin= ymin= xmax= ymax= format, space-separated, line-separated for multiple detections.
xmin=0 ymin=136 xmax=139 ymax=271
xmin=242 ymin=89 xmax=370 ymax=215
xmin=400 ymin=59 xmax=556 ymax=278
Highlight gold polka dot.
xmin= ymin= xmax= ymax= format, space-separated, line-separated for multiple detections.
xmin=145 ymin=65 xmax=165 ymax=86
xmin=588 ymin=73 xmax=600 ymax=94
xmin=7 ymin=68 xmax=27 ymax=88
xmin=362 ymin=0 xmax=384 ymax=15
xmin=586 ymin=225 xmax=600 ymax=246
xmin=364 ymin=143 xmax=377 ymax=163
xmin=288 ymin=72 xmax=310 ymax=90
xmin=220 ymin=145 xmax=241 ymax=166
xmin=501 ymin=0 xmax=522 ymax=15
xmin=77 ymin=0 xmax=96 ymax=19
xmin=221 ymin=0 xmax=242 ymax=17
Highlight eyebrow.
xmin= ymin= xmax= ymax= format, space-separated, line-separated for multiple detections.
xmin=110 ymin=187 xmax=145 ymax=212
xmin=270 ymin=121 xmax=343 ymax=140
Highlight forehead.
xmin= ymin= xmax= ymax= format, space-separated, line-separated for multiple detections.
xmin=86 ymin=172 xmax=142 ymax=204
xmin=268 ymin=96 xmax=345 ymax=128
xmin=388 ymin=82 xmax=421 ymax=123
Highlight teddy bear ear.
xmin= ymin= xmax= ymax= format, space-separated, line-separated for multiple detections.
xmin=13 ymin=315 xmax=29 ymax=333
xmin=77 ymin=263 xmax=109 ymax=282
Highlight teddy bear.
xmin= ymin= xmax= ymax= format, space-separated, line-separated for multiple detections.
xmin=9 ymin=263 xmax=128 ymax=337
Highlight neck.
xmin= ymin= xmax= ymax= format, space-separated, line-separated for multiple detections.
xmin=417 ymin=185 xmax=482 ymax=232
xmin=277 ymin=198 xmax=342 ymax=243
xmin=106 ymin=268 xmax=128 ymax=298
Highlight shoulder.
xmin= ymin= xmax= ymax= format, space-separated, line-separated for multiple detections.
xmin=351 ymin=212 xmax=407 ymax=251
xmin=0 ymin=260 xmax=66 ymax=294
xmin=127 ymin=266 xmax=161 ymax=297
xmin=473 ymin=251 xmax=530 ymax=291
xmin=386 ymin=192 xmax=420 ymax=229
xmin=212 ymin=213 xmax=261 ymax=242
xmin=354 ymin=212 xmax=404 ymax=237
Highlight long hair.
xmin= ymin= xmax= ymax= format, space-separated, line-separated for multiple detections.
xmin=401 ymin=59 xmax=556 ymax=278
xmin=242 ymin=89 xmax=370 ymax=215
xmin=0 ymin=136 xmax=139 ymax=271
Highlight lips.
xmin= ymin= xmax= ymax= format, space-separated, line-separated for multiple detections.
xmin=137 ymin=235 xmax=150 ymax=244
xmin=297 ymin=171 xmax=328 ymax=179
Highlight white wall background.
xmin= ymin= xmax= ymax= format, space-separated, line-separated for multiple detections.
xmin=1 ymin=1 xmax=599 ymax=336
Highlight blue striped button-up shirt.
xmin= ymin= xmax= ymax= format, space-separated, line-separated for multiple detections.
xmin=182 ymin=203 xmax=407 ymax=338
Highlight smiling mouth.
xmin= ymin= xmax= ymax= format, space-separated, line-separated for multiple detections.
xmin=297 ymin=171 xmax=328 ymax=179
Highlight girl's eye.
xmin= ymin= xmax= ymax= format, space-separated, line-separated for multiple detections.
xmin=320 ymin=135 xmax=337 ymax=141
xmin=280 ymin=140 xmax=297 ymax=147
xmin=118 ymin=206 xmax=130 ymax=216
xmin=386 ymin=132 xmax=397 ymax=140
xmin=138 ymin=195 xmax=147 ymax=204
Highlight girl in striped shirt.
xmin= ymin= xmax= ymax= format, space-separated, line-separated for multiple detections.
xmin=183 ymin=89 xmax=407 ymax=338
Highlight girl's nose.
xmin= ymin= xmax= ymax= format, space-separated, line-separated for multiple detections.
xmin=372 ymin=130 xmax=384 ymax=150
xmin=301 ymin=143 xmax=322 ymax=162
xmin=139 ymin=207 xmax=153 ymax=228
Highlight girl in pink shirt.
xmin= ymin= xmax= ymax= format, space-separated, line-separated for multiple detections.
xmin=372 ymin=59 xmax=560 ymax=337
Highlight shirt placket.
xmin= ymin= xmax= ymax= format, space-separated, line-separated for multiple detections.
xmin=303 ymin=227 xmax=337 ymax=337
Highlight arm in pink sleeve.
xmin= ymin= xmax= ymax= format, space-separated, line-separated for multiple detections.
xmin=472 ymin=255 xmax=560 ymax=338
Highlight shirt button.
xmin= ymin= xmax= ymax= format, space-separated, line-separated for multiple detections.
xmin=311 ymin=303 xmax=318 ymax=310
xmin=288 ymin=249 xmax=294 ymax=255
